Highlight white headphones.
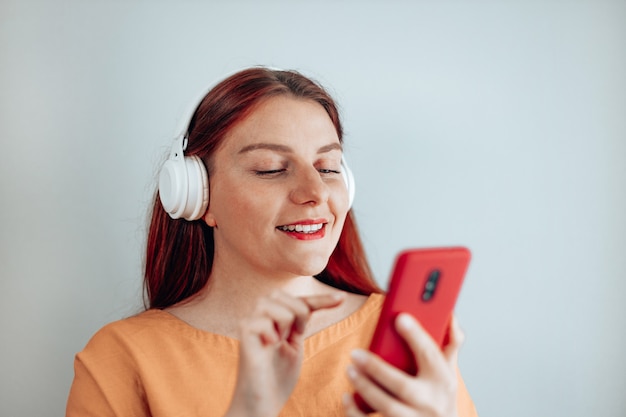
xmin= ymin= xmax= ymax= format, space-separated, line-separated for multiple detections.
xmin=158 ymin=132 xmax=209 ymax=221
xmin=158 ymin=77 xmax=356 ymax=221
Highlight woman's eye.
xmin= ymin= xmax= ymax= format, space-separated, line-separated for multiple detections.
xmin=254 ymin=169 xmax=286 ymax=177
xmin=253 ymin=166 xmax=340 ymax=177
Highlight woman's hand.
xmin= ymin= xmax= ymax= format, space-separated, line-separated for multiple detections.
xmin=225 ymin=290 xmax=345 ymax=417
xmin=343 ymin=313 xmax=464 ymax=417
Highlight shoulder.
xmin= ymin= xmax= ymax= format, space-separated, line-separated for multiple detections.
xmin=85 ymin=310 xmax=164 ymax=343
xmin=355 ymin=292 xmax=385 ymax=322
xmin=77 ymin=310 xmax=180 ymax=361
xmin=344 ymin=291 xmax=384 ymax=315
xmin=77 ymin=309 xmax=239 ymax=364
xmin=329 ymin=291 xmax=385 ymax=338
xmin=349 ymin=291 xmax=384 ymax=314
xmin=346 ymin=292 xmax=385 ymax=340
xmin=67 ymin=311 xmax=171 ymax=416
xmin=365 ymin=291 xmax=385 ymax=306
xmin=302 ymin=292 xmax=385 ymax=358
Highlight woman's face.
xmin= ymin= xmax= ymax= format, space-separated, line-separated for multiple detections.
xmin=204 ymin=95 xmax=350 ymax=279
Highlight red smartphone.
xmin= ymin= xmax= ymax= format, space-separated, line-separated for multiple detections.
xmin=355 ymin=246 xmax=471 ymax=413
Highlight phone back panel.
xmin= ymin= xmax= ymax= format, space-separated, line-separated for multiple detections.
xmin=369 ymin=247 xmax=471 ymax=375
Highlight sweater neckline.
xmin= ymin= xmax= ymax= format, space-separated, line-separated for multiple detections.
xmin=145 ymin=293 xmax=384 ymax=355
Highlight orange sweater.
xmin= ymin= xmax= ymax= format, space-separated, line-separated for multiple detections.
xmin=67 ymin=294 xmax=477 ymax=416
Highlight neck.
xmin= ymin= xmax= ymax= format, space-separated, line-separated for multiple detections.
xmin=210 ymin=265 xmax=325 ymax=300
xmin=189 ymin=251 xmax=335 ymax=319
xmin=164 ymin=251 xmax=366 ymax=339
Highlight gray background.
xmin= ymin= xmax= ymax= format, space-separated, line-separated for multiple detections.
xmin=1 ymin=1 xmax=625 ymax=416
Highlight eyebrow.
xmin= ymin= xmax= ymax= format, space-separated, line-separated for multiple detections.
xmin=238 ymin=142 xmax=343 ymax=154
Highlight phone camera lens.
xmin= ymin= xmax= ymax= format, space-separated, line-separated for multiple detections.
xmin=421 ymin=269 xmax=440 ymax=302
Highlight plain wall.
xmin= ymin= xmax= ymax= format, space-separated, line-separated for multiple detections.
xmin=1 ymin=1 xmax=625 ymax=416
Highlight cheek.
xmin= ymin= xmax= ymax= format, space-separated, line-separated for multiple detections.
xmin=331 ymin=182 xmax=351 ymax=216
xmin=328 ymin=191 xmax=349 ymax=241
xmin=333 ymin=217 xmax=347 ymax=244
xmin=209 ymin=179 xmax=271 ymax=226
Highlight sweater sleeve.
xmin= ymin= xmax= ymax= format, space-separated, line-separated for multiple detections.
xmin=457 ymin=368 xmax=479 ymax=417
xmin=65 ymin=324 xmax=150 ymax=417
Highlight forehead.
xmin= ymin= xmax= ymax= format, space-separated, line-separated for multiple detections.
xmin=220 ymin=95 xmax=340 ymax=154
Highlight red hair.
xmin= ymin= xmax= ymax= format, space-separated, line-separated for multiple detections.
xmin=144 ymin=67 xmax=382 ymax=309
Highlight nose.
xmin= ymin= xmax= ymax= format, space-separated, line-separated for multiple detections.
xmin=289 ymin=166 xmax=330 ymax=206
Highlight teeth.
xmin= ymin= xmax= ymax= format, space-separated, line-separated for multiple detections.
xmin=278 ymin=223 xmax=323 ymax=233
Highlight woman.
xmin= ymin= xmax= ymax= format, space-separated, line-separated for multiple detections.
xmin=66 ymin=67 xmax=477 ymax=416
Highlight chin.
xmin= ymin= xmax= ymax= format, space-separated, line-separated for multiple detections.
xmin=286 ymin=256 xmax=330 ymax=278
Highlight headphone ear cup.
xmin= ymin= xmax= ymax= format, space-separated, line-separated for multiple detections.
xmin=159 ymin=154 xmax=209 ymax=220
xmin=341 ymin=156 xmax=355 ymax=209
xmin=184 ymin=155 xmax=209 ymax=220
xmin=159 ymin=157 xmax=187 ymax=219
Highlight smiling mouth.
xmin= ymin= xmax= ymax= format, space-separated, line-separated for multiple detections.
xmin=276 ymin=223 xmax=325 ymax=234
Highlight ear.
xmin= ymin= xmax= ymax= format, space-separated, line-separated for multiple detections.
xmin=203 ymin=208 xmax=217 ymax=227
